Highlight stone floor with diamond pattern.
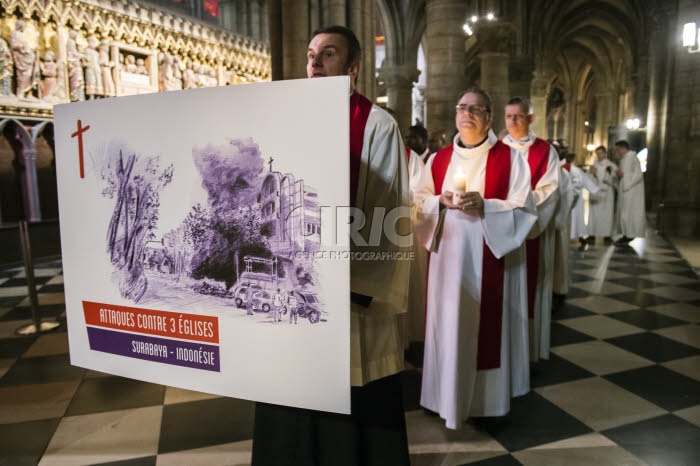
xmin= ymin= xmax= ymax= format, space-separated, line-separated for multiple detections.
xmin=1 ymin=230 xmax=700 ymax=466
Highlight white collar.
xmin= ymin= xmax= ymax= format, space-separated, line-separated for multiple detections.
xmin=453 ymin=130 xmax=498 ymax=159
xmin=502 ymin=130 xmax=536 ymax=151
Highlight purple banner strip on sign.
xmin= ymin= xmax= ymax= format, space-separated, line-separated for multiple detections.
xmin=86 ymin=326 xmax=220 ymax=372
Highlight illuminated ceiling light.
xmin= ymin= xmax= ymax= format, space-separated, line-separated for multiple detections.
xmin=462 ymin=23 xmax=473 ymax=36
xmin=584 ymin=120 xmax=589 ymax=126
xmin=486 ymin=12 xmax=495 ymax=21
xmin=683 ymin=22 xmax=700 ymax=53
xmin=626 ymin=118 xmax=640 ymax=130
xmin=586 ymin=144 xmax=596 ymax=151
xmin=471 ymin=15 xmax=478 ymax=23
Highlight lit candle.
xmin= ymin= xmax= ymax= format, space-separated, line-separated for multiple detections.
xmin=452 ymin=166 xmax=467 ymax=203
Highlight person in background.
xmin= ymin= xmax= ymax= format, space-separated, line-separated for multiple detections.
xmin=563 ymin=152 xmax=600 ymax=251
xmin=587 ymin=145 xmax=618 ymax=245
xmin=614 ymin=140 xmax=646 ymax=244
xmin=502 ymin=96 xmax=560 ymax=363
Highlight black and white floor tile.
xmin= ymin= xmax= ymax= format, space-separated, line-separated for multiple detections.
xmin=1 ymin=231 xmax=699 ymax=465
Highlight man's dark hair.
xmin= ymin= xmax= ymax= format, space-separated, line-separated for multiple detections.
xmin=596 ymin=145 xmax=607 ymax=152
xmin=615 ymin=140 xmax=630 ymax=149
xmin=408 ymin=124 xmax=428 ymax=141
xmin=458 ymin=87 xmax=493 ymax=115
xmin=311 ymin=25 xmax=362 ymax=66
xmin=506 ymin=96 xmax=532 ymax=114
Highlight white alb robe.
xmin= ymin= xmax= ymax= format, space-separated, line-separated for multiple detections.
xmin=616 ymin=150 xmax=646 ymax=238
xmin=401 ymin=149 xmax=429 ymax=347
xmin=413 ymin=130 xmax=537 ymax=429
xmin=350 ymin=102 xmax=411 ymax=386
xmin=569 ymin=164 xmax=600 ymax=239
xmin=588 ymin=158 xmax=618 ymax=237
xmin=503 ymin=131 xmax=560 ymax=361
xmin=553 ymin=163 xmax=573 ymax=295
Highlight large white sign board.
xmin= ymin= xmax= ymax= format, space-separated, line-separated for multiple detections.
xmin=54 ymin=77 xmax=351 ymax=414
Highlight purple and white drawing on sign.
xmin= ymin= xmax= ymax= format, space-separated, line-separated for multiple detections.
xmin=99 ymin=138 xmax=325 ymax=325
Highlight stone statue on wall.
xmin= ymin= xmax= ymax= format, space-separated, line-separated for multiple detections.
xmin=182 ymin=59 xmax=196 ymax=89
xmin=125 ymin=54 xmax=137 ymax=73
xmin=171 ymin=56 xmax=183 ymax=90
xmin=99 ymin=39 xmax=115 ymax=97
xmin=10 ymin=20 xmax=38 ymax=99
xmin=135 ymin=57 xmax=147 ymax=75
xmin=84 ymin=35 xmax=103 ymax=99
xmin=0 ymin=37 xmax=13 ymax=96
xmin=39 ymin=50 xmax=59 ymax=101
xmin=207 ymin=67 xmax=217 ymax=87
xmin=66 ymin=30 xmax=85 ymax=101
xmin=158 ymin=52 xmax=183 ymax=92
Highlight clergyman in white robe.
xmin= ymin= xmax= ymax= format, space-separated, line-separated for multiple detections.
xmin=615 ymin=145 xmax=646 ymax=239
xmin=413 ymin=130 xmax=537 ymax=429
xmin=569 ymin=164 xmax=600 ymax=239
xmin=503 ymin=130 xmax=560 ymax=361
xmin=588 ymin=150 xmax=618 ymax=240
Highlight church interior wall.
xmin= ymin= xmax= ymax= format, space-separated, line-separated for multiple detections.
xmin=659 ymin=0 xmax=700 ymax=236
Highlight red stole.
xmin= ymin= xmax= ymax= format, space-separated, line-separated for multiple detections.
xmin=524 ymin=138 xmax=551 ymax=319
xmin=405 ymin=146 xmax=411 ymax=163
xmin=349 ymin=92 xmax=373 ymax=207
xmin=562 ymin=162 xmax=571 ymax=172
xmin=430 ymin=140 xmax=512 ymax=370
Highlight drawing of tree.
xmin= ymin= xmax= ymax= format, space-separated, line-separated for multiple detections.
xmin=163 ymin=203 xmax=210 ymax=276
xmin=189 ymin=138 xmax=270 ymax=289
xmin=101 ymin=146 xmax=174 ymax=302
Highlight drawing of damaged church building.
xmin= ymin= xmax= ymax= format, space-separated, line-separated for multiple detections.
xmin=259 ymin=163 xmax=321 ymax=256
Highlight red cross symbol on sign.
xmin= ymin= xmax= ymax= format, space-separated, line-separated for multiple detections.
xmin=71 ymin=119 xmax=90 ymax=179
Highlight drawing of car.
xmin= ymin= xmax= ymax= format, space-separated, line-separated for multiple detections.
xmin=251 ymin=290 xmax=274 ymax=312
xmin=290 ymin=291 xmax=325 ymax=324
xmin=233 ymin=283 xmax=261 ymax=308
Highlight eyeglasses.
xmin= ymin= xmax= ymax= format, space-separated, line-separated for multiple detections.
xmin=456 ymin=104 xmax=489 ymax=116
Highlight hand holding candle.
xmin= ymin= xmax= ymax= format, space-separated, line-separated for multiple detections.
xmin=452 ymin=166 xmax=467 ymax=204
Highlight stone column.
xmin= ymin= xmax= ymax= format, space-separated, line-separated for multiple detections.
xmin=250 ymin=0 xmax=261 ymax=41
xmin=595 ymin=91 xmax=614 ymax=149
xmin=261 ymin=1 xmax=269 ymax=42
xmin=327 ymin=0 xmax=347 ymax=25
xmin=479 ymin=52 xmax=509 ymax=135
xmin=380 ymin=65 xmax=419 ymax=132
xmin=645 ymin=8 xmax=675 ymax=213
xmin=19 ymin=147 xmax=42 ymax=222
xmin=477 ymin=23 xmax=513 ymax=136
xmin=413 ymin=84 xmax=426 ymax=126
xmin=571 ymin=98 xmax=585 ymax=161
xmin=530 ymin=70 xmax=548 ymax=139
xmin=236 ymin=0 xmax=248 ymax=36
xmin=348 ymin=0 xmax=375 ymax=100
xmin=280 ymin=0 xmax=309 ymax=80
xmin=424 ymin=0 xmax=468 ymax=138
xmin=268 ymin=0 xmax=283 ymax=80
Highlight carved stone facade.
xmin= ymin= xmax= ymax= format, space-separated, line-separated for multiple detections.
xmin=0 ymin=0 xmax=271 ymax=253
xmin=0 ymin=0 xmax=271 ymax=118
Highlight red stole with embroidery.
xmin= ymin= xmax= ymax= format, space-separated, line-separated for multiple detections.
xmin=525 ymin=138 xmax=550 ymax=318
xmin=430 ymin=140 xmax=512 ymax=370
xmin=349 ymin=92 xmax=373 ymax=207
